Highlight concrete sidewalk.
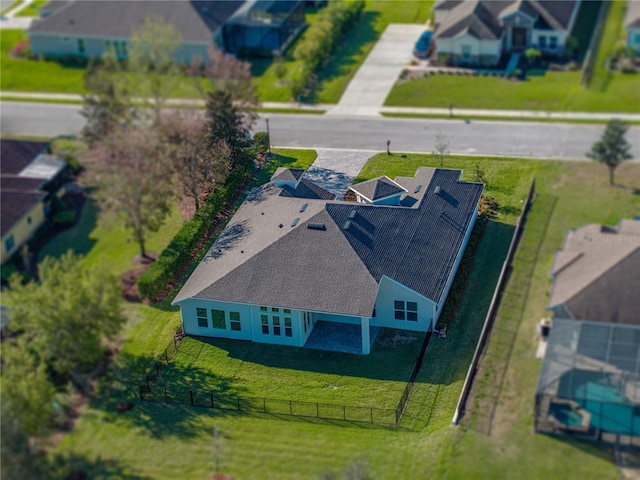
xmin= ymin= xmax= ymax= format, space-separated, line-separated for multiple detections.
xmin=2 ymin=91 xmax=639 ymax=122
xmin=0 ymin=0 xmax=35 ymax=29
xmin=326 ymin=24 xmax=426 ymax=117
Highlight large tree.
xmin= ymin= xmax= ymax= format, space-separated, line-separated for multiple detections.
xmin=2 ymin=253 xmax=125 ymax=377
xmin=128 ymin=15 xmax=182 ymax=123
xmin=81 ymin=49 xmax=134 ymax=146
xmin=587 ymin=119 xmax=633 ymax=185
xmin=205 ymin=90 xmax=255 ymax=170
xmin=85 ymin=126 xmax=173 ymax=258
xmin=189 ymin=46 xmax=257 ymax=109
xmin=161 ymin=110 xmax=231 ymax=211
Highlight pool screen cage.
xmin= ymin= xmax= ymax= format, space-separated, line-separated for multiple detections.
xmin=535 ymin=319 xmax=640 ymax=446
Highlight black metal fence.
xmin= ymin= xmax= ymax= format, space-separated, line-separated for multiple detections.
xmin=138 ymin=334 xmax=182 ymax=396
xmin=394 ymin=332 xmax=433 ymax=425
xmin=140 ymin=385 xmax=398 ymax=426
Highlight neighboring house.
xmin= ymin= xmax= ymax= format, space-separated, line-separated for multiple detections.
xmin=1 ymin=140 xmax=66 ymax=265
xmin=625 ymin=0 xmax=640 ymax=52
xmin=535 ymin=219 xmax=640 ymax=443
xmin=432 ymin=0 xmax=581 ymax=66
xmin=547 ymin=219 xmax=640 ymax=325
xmin=172 ymin=167 xmax=483 ymax=354
xmin=27 ymin=0 xmax=306 ymax=62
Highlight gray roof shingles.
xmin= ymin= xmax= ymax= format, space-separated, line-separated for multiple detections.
xmin=174 ymin=168 xmax=483 ymax=315
xmin=279 ymin=178 xmax=336 ymax=201
xmin=28 ymin=1 xmax=245 ymax=44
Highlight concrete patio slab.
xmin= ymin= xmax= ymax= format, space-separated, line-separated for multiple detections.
xmin=303 ymin=320 xmax=380 ymax=354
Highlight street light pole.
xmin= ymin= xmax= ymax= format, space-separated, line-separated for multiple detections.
xmin=265 ymin=117 xmax=271 ymax=155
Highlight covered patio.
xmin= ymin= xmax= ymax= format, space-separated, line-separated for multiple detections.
xmin=303 ymin=321 xmax=380 ymax=355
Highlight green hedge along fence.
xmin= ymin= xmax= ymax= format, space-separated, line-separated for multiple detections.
xmin=137 ymin=165 xmax=252 ymax=300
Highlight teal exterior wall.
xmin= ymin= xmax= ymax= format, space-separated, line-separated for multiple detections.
xmin=180 ymin=298 xmax=254 ymax=341
xmin=374 ymin=276 xmax=436 ymax=332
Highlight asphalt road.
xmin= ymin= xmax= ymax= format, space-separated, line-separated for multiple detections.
xmin=2 ymin=101 xmax=640 ymax=160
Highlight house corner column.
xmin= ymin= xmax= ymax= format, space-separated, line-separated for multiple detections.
xmin=361 ymin=317 xmax=370 ymax=354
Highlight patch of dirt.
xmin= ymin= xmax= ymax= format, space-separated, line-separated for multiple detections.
xmin=131 ymin=251 xmax=158 ymax=266
xmin=377 ymin=333 xmax=418 ymax=348
xmin=121 ymin=267 xmax=148 ymax=302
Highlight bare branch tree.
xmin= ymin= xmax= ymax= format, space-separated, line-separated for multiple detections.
xmin=84 ymin=126 xmax=173 ymax=258
xmin=189 ymin=46 xmax=257 ymax=115
xmin=161 ymin=110 xmax=231 ymax=211
xmin=433 ymin=132 xmax=450 ymax=167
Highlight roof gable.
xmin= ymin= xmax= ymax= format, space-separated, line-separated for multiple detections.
xmin=349 ymin=176 xmax=407 ymax=203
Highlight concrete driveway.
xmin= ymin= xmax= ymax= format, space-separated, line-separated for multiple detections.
xmin=327 ymin=23 xmax=426 ymax=117
xmin=304 ymin=148 xmax=376 ymax=198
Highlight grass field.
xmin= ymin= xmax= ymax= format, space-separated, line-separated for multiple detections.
xmin=48 ymin=150 xmax=640 ymax=479
xmin=385 ymin=70 xmax=640 ymax=112
xmin=590 ymin=0 xmax=628 ymax=92
xmin=15 ymin=0 xmax=46 ymax=17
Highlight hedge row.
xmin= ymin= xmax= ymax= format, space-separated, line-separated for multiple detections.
xmin=137 ymin=165 xmax=252 ymax=300
xmin=292 ymin=0 xmax=364 ymax=97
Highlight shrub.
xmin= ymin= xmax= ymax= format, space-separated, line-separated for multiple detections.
xmin=49 ymin=195 xmax=69 ymax=215
xmin=52 ymin=210 xmax=75 ymax=226
xmin=252 ymin=131 xmax=270 ymax=155
xmin=137 ymin=165 xmax=252 ymax=300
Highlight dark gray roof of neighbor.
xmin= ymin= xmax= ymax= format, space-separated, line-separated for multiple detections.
xmin=434 ymin=0 xmax=577 ymax=40
xmin=1 ymin=139 xmax=49 ymax=175
xmin=173 ymin=167 xmax=483 ymax=316
xmin=626 ymin=0 xmax=640 ymax=29
xmin=548 ymin=220 xmax=640 ymax=325
xmin=279 ymin=178 xmax=336 ymax=201
xmin=271 ymin=167 xmax=305 ymax=182
xmin=28 ymin=0 xmax=245 ymax=44
xmin=349 ymin=176 xmax=407 ymax=202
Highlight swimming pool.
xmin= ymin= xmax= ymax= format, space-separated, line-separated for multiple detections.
xmin=573 ymin=379 xmax=640 ymax=435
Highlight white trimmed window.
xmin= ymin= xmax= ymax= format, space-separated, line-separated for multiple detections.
xmin=77 ymin=38 xmax=85 ymax=55
xmin=394 ymin=301 xmax=418 ymax=322
xmin=196 ymin=308 xmax=208 ymax=328
xmin=211 ymin=309 xmax=226 ymax=329
xmin=549 ymin=36 xmax=557 ymax=49
xmin=230 ymin=311 xmax=241 ymax=331
xmin=538 ymin=36 xmax=546 ymax=48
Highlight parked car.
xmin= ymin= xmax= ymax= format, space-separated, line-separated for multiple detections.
xmin=413 ymin=30 xmax=432 ymax=59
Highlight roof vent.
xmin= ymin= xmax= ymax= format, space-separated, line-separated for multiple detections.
xmin=343 ymin=220 xmax=351 ymax=230
xmin=434 ymin=186 xmax=441 ymax=195
xmin=414 ymin=184 xmax=422 ymax=194
xmin=307 ymin=223 xmax=326 ymax=231
xmin=299 ymin=203 xmax=308 ymax=213
xmin=349 ymin=209 xmax=357 ymax=219
xmin=279 ymin=223 xmax=283 ymax=228
xmin=291 ymin=217 xmax=300 ymax=227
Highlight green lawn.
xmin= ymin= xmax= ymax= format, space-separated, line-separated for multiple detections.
xmin=590 ymin=0 xmax=628 ymax=92
xmin=47 ymin=150 xmax=640 ymax=479
xmin=1 ymin=29 xmax=87 ymax=94
xmin=15 ymin=0 xmax=46 ymax=17
xmin=385 ymin=70 xmax=640 ymax=112
xmin=154 ymin=329 xmax=424 ymax=412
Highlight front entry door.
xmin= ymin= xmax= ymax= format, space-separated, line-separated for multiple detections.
xmin=512 ymin=27 xmax=527 ymax=49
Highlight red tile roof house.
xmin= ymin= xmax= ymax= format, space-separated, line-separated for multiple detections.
xmin=432 ymin=0 xmax=581 ymax=67
xmin=172 ymin=167 xmax=484 ymax=354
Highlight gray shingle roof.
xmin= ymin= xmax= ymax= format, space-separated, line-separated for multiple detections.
xmin=279 ymin=178 xmax=336 ymax=201
xmin=434 ymin=0 xmax=577 ymax=40
xmin=173 ymin=168 xmax=483 ymax=315
xmin=349 ymin=176 xmax=407 ymax=202
xmin=271 ymin=167 xmax=305 ymax=183
xmin=28 ymin=0 xmax=245 ymax=44
xmin=548 ymin=220 xmax=640 ymax=325
xmin=626 ymin=0 xmax=640 ymax=29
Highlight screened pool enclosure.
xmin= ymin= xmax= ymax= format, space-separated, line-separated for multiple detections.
xmin=535 ymin=319 xmax=640 ymax=445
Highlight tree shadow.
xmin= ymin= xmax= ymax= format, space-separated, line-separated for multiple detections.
xmin=208 ymin=220 xmax=249 ymax=259
xmin=49 ymin=451 xmax=153 ymax=480
xmin=304 ymin=166 xmax=353 ymax=196
xmin=89 ymin=349 xmax=249 ymax=439
xmin=38 ymin=198 xmax=98 ymax=261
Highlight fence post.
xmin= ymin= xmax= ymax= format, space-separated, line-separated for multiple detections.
xmin=316 ymin=402 xmax=319 ymax=418
xmin=237 ymin=397 xmax=241 ymax=411
xmin=396 ymin=408 xmax=400 ymax=427
xmin=164 ymin=388 xmax=168 ymax=404
xmin=370 ymin=408 xmax=373 ymax=424
xmin=343 ymin=405 xmax=346 ymax=421
xmin=263 ymin=397 xmax=266 ymax=412
xmin=139 ymin=386 xmax=144 ymax=401
xmin=156 ymin=362 xmax=160 ymax=377
xmin=165 ymin=349 xmax=169 ymax=363
xmin=210 ymin=392 xmax=214 ymax=408
xmin=290 ymin=400 xmax=293 ymax=415
xmin=190 ymin=390 xmax=194 ymax=406
xmin=146 ymin=375 xmax=150 ymax=391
